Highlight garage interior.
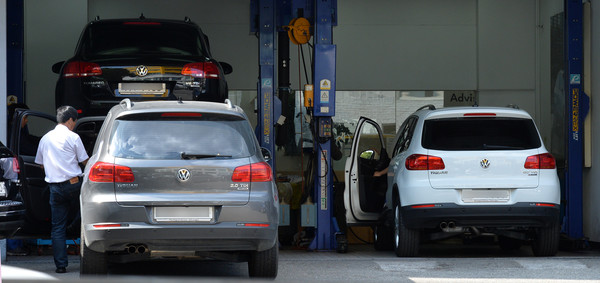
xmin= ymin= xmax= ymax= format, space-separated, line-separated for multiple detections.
xmin=1 ymin=0 xmax=598 ymax=252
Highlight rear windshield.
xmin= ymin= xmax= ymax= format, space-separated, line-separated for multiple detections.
xmin=422 ymin=117 xmax=541 ymax=150
xmin=80 ymin=22 xmax=207 ymax=58
xmin=108 ymin=113 xmax=256 ymax=159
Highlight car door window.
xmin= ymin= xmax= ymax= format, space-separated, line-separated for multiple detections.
xmin=393 ymin=116 xmax=417 ymax=156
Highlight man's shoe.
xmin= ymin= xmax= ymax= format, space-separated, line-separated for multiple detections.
xmin=55 ymin=267 xmax=66 ymax=273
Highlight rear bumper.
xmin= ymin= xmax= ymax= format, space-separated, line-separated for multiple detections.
xmin=401 ymin=202 xmax=560 ymax=229
xmin=0 ymin=201 xmax=26 ymax=237
xmin=84 ymin=222 xmax=278 ymax=254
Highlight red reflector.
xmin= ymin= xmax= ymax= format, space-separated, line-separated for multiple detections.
xmin=535 ymin=203 xmax=557 ymax=207
xmin=12 ymin=157 xmax=20 ymax=173
xmin=243 ymin=223 xmax=270 ymax=227
xmin=123 ymin=22 xmax=161 ymax=25
xmin=93 ymin=224 xmax=123 ymax=228
xmin=89 ymin=162 xmax=135 ymax=183
xmin=76 ymin=109 xmax=83 ymax=114
xmin=181 ymin=62 xmax=220 ymax=78
xmin=412 ymin=204 xmax=435 ymax=209
xmin=161 ymin=112 xmax=203 ymax=117
xmin=405 ymin=154 xmax=445 ymax=170
xmin=232 ymin=162 xmax=273 ymax=182
xmin=63 ymin=61 xmax=102 ymax=77
xmin=463 ymin=113 xmax=496 ymax=116
xmin=524 ymin=153 xmax=556 ymax=169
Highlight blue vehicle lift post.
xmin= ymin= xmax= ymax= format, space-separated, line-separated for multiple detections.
xmin=253 ymin=0 xmax=338 ymax=250
xmin=564 ymin=0 xmax=589 ymax=241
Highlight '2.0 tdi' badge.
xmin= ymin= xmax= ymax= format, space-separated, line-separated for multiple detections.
xmin=177 ymin=169 xmax=191 ymax=182
xmin=480 ymin=159 xmax=490 ymax=169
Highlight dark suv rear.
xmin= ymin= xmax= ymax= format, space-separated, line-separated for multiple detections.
xmin=53 ymin=16 xmax=232 ymax=117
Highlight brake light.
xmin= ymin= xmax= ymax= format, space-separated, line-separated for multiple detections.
xmin=12 ymin=157 xmax=19 ymax=173
xmin=232 ymin=162 xmax=273 ymax=182
xmin=405 ymin=154 xmax=445 ymax=170
xmin=463 ymin=113 xmax=496 ymax=116
xmin=161 ymin=113 xmax=203 ymax=117
xmin=181 ymin=62 xmax=220 ymax=78
xmin=89 ymin=162 xmax=135 ymax=183
xmin=123 ymin=22 xmax=161 ymax=25
xmin=63 ymin=61 xmax=102 ymax=77
xmin=524 ymin=153 xmax=556 ymax=169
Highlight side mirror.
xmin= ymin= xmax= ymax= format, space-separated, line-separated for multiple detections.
xmin=52 ymin=61 xmax=65 ymax=74
xmin=219 ymin=62 xmax=233 ymax=75
xmin=261 ymin=147 xmax=272 ymax=162
xmin=359 ymin=149 xmax=375 ymax=160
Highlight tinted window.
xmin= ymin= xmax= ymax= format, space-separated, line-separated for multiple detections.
xmin=109 ymin=113 xmax=255 ymax=159
xmin=422 ymin=118 xmax=541 ymax=150
xmin=81 ymin=23 xmax=206 ymax=58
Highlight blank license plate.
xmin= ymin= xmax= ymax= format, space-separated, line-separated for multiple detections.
xmin=153 ymin=206 xmax=213 ymax=222
xmin=118 ymin=83 xmax=167 ymax=96
xmin=461 ymin=189 xmax=510 ymax=203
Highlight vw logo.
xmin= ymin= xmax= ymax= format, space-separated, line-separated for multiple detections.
xmin=177 ymin=169 xmax=191 ymax=182
xmin=135 ymin=65 xmax=149 ymax=77
xmin=480 ymin=159 xmax=490 ymax=169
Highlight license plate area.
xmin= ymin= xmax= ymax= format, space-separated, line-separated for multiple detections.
xmin=118 ymin=83 xmax=167 ymax=97
xmin=461 ymin=189 xmax=510 ymax=203
xmin=153 ymin=206 xmax=213 ymax=222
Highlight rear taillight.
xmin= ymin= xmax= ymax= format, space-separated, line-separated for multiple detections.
xmin=405 ymin=154 xmax=445 ymax=170
xmin=62 ymin=61 xmax=102 ymax=78
xmin=524 ymin=153 xmax=556 ymax=169
xmin=232 ymin=162 xmax=273 ymax=182
xmin=89 ymin=162 xmax=135 ymax=183
xmin=181 ymin=62 xmax=220 ymax=78
xmin=12 ymin=157 xmax=19 ymax=173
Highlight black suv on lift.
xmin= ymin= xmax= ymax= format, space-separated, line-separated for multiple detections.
xmin=52 ymin=16 xmax=232 ymax=117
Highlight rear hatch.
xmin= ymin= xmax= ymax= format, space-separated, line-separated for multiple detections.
xmin=76 ymin=20 xmax=212 ymax=101
xmin=421 ymin=116 xmax=542 ymax=190
xmin=107 ymin=112 xmax=257 ymax=206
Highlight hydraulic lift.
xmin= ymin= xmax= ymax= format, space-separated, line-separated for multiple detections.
xmin=252 ymin=0 xmax=339 ymax=250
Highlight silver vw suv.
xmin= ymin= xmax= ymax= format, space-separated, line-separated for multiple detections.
xmin=80 ymin=99 xmax=279 ymax=277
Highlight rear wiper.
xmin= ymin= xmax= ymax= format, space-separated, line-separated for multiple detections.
xmin=482 ymin=144 xmax=525 ymax=150
xmin=180 ymin=152 xmax=232 ymax=160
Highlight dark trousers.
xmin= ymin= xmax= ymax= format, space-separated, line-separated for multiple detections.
xmin=49 ymin=179 xmax=81 ymax=269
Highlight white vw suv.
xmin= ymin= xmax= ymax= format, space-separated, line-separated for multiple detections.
xmin=343 ymin=105 xmax=561 ymax=257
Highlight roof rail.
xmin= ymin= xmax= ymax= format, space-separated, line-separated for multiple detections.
xmin=225 ymin=99 xmax=233 ymax=108
xmin=506 ymin=104 xmax=519 ymax=109
xmin=120 ymin=98 xmax=132 ymax=110
xmin=417 ymin=104 xmax=436 ymax=111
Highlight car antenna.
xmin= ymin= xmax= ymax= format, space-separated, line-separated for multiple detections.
xmin=139 ymin=13 xmax=146 ymax=20
xmin=184 ymin=16 xmax=191 ymax=23
xmin=94 ymin=16 xmax=100 ymax=21
xmin=178 ymin=97 xmax=183 ymax=104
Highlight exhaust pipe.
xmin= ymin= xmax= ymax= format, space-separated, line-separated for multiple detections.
xmin=448 ymin=222 xmax=456 ymax=229
xmin=126 ymin=244 xmax=148 ymax=254
xmin=439 ymin=222 xmax=448 ymax=229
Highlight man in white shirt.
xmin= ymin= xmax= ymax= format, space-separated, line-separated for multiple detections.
xmin=35 ymin=106 xmax=89 ymax=274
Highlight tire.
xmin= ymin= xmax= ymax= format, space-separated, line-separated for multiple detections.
xmin=374 ymin=224 xmax=393 ymax=251
xmin=498 ymin=236 xmax=523 ymax=251
xmin=80 ymin=228 xmax=108 ymax=275
xmin=393 ymin=202 xmax=419 ymax=257
xmin=248 ymin=243 xmax=278 ymax=278
xmin=531 ymin=218 xmax=560 ymax=256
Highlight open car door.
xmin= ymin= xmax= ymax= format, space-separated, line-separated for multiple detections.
xmin=343 ymin=117 xmax=388 ymax=225
xmin=9 ymin=109 xmax=105 ymax=236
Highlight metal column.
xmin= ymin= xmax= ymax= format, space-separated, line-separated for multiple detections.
xmin=257 ymin=0 xmax=277 ymax=171
xmin=564 ymin=0 xmax=588 ymax=240
xmin=309 ymin=0 xmax=337 ymax=251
